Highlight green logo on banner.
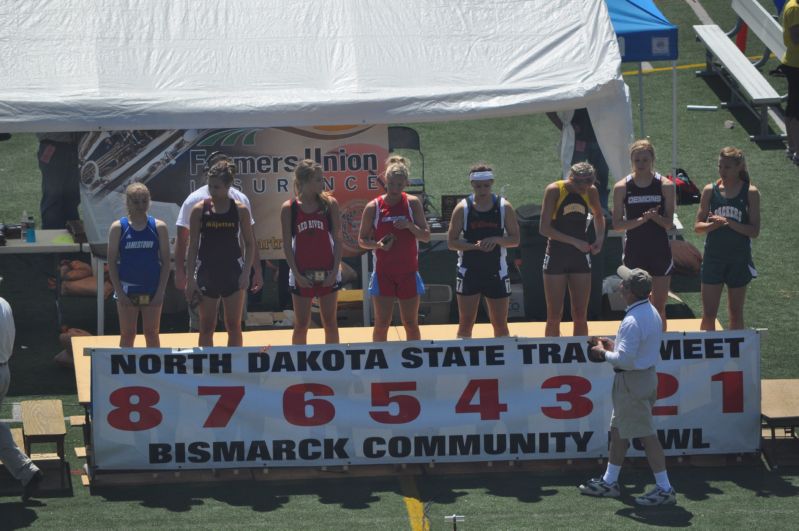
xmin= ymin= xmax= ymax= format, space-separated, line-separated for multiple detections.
xmin=197 ymin=129 xmax=259 ymax=147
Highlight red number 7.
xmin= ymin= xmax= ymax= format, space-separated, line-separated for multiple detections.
xmin=198 ymin=386 xmax=245 ymax=428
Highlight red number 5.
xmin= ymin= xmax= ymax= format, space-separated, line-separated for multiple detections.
xmin=370 ymin=382 xmax=421 ymax=424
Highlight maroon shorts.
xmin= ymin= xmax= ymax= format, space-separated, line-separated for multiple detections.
xmin=291 ymin=283 xmax=340 ymax=298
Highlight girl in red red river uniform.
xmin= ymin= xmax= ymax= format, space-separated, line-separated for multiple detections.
xmin=281 ymin=159 xmax=342 ymax=345
xmin=359 ymin=156 xmax=430 ymax=341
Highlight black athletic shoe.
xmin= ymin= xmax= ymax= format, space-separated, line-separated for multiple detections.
xmin=21 ymin=470 xmax=44 ymax=502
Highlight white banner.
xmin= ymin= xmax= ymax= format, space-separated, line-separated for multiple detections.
xmin=90 ymin=331 xmax=760 ymax=470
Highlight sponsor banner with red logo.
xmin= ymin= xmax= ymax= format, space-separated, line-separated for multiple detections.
xmin=90 ymin=331 xmax=760 ymax=470
xmin=78 ymin=126 xmax=389 ymax=258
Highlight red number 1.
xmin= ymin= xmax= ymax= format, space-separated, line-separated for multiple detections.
xmin=711 ymin=371 xmax=744 ymax=413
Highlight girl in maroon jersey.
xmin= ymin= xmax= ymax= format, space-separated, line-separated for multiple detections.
xmin=186 ymin=159 xmax=255 ymax=347
xmin=359 ymin=156 xmax=430 ymax=341
xmin=281 ymin=159 xmax=342 ymax=345
xmin=612 ymin=140 xmax=676 ymax=330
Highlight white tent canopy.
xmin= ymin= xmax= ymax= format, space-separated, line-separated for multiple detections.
xmin=0 ymin=0 xmax=633 ymax=178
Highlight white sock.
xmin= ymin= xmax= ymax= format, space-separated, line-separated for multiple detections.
xmin=602 ymin=463 xmax=621 ymax=484
xmin=654 ymin=470 xmax=672 ymax=491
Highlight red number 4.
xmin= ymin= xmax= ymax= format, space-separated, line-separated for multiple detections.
xmin=455 ymin=379 xmax=508 ymax=420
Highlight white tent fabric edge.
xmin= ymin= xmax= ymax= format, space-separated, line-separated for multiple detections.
xmin=0 ymin=0 xmax=633 ymax=179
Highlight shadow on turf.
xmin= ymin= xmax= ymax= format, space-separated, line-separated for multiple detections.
xmin=96 ymin=477 xmax=397 ymax=512
xmin=0 ymin=503 xmax=38 ymax=528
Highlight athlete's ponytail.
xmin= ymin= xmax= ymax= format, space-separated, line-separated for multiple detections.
xmin=294 ymin=159 xmax=331 ymax=211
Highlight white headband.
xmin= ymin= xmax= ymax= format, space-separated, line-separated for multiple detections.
xmin=469 ymin=171 xmax=494 ymax=181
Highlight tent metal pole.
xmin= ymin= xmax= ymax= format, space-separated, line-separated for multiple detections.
xmin=638 ymin=62 xmax=645 ymax=137
xmin=672 ymin=60 xmax=678 ymax=178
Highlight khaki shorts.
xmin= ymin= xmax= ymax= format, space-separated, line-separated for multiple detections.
xmin=610 ymin=366 xmax=657 ymax=439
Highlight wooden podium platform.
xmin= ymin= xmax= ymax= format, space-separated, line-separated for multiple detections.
xmin=761 ymin=379 xmax=799 ymax=467
xmin=71 ymin=318 xmax=709 ymax=406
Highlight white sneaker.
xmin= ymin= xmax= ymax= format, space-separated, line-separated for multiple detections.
xmin=579 ymin=477 xmax=621 ymax=498
xmin=635 ymin=486 xmax=677 ymax=506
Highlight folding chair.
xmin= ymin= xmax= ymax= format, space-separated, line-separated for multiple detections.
xmin=388 ymin=126 xmax=437 ymax=215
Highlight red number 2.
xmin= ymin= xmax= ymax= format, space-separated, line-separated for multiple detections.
xmin=652 ymin=373 xmax=679 ymax=416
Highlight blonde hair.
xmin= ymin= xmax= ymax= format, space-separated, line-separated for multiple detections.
xmin=719 ymin=146 xmax=749 ymax=183
xmin=569 ymin=161 xmax=595 ymax=179
xmin=294 ymin=159 xmax=331 ymax=210
xmin=124 ymin=182 xmax=150 ymax=215
xmin=629 ymin=139 xmax=656 ymax=163
xmin=384 ymin=155 xmax=410 ymax=182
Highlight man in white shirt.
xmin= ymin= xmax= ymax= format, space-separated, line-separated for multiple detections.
xmin=174 ymin=152 xmax=262 ymax=331
xmin=580 ymin=266 xmax=676 ymax=506
xmin=0 ymin=284 xmax=44 ymax=501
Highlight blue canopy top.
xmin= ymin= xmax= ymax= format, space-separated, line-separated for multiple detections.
xmin=606 ymin=0 xmax=678 ymax=62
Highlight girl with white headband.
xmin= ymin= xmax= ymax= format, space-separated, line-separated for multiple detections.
xmin=359 ymin=156 xmax=430 ymax=341
xmin=539 ymin=161 xmax=605 ymax=337
xmin=447 ymin=163 xmax=519 ymax=338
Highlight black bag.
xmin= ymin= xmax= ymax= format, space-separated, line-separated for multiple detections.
xmin=667 ymin=168 xmax=701 ymax=205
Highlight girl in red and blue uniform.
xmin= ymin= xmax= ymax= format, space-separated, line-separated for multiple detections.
xmin=359 ymin=156 xmax=430 ymax=341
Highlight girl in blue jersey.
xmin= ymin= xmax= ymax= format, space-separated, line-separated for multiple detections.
xmin=107 ymin=183 xmax=171 ymax=347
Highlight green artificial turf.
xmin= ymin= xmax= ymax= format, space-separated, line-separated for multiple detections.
xmin=0 ymin=0 xmax=797 ymax=527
